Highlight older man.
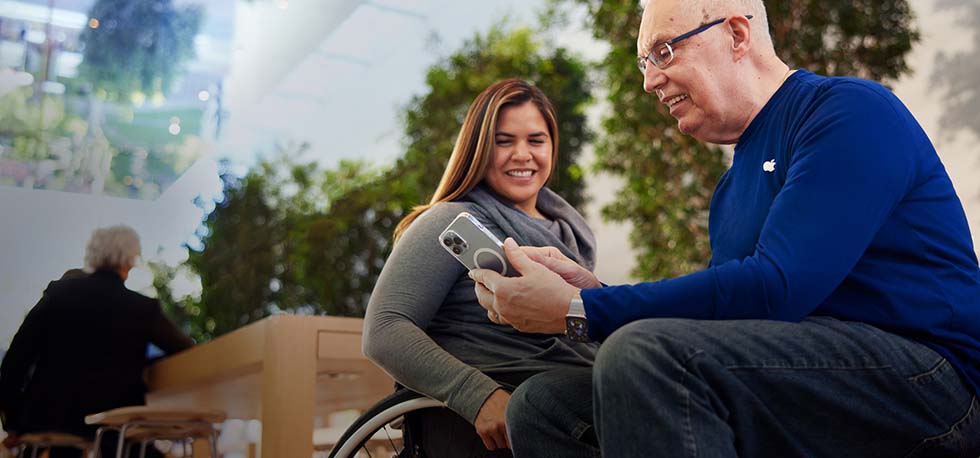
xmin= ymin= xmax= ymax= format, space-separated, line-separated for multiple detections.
xmin=0 ymin=225 xmax=193 ymax=457
xmin=470 ymin=0 xmax=980 ymax=456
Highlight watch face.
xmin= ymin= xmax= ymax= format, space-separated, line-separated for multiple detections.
xmin=565 ymin=316 xmax=589 ymax=342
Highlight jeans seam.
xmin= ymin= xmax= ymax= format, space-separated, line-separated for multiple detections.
xmin=571 ymin=421 xmax=601 ymax=457
xmin=906 ymin=358 xmax=947 ymax=384
xmin=726 ymin=365 xmax=891 ymax=370
xmin=681 ymin=350 xmax=704 ymax=458
xmin=570 ymin=421 xmax=590 ymax=440
xmin=901 ymin=395 xmax=978 ymax=458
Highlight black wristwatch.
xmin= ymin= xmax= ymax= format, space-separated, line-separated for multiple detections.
xmin=565 ymin=291 xmax=590 ymax=342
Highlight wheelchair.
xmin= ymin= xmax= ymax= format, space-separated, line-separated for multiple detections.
xmin=328 ymin=388 xmax=444 ymax=458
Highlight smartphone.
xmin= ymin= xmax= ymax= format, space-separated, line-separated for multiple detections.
xmin=438 ymin=212 xmax=516 ymax=277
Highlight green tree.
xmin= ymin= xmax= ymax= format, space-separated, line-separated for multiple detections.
xmin=78 ymin=0 xmax=203 ymax=101
xmin=146 ymin=261 xmax=205 ymax=341
xmin=555 ymin=0 xmax=919 ymax=280
xmin=178 ymin=26 xmax=593 ymax=337
xmin=187 ymin=159 xmax=285 ymax=339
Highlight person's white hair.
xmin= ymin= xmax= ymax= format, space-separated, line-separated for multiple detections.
xmin=84 ymin=225 xmax=142 ymax=271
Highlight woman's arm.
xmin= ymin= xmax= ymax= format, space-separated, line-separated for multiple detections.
xmin=363 ymin=203 xmax=502 ymax=423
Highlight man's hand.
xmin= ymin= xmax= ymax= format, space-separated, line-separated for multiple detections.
xmin=520 ymin=245 xmax=602 ymax=289
xmin=474 ymin=389 xmax=511 ymax=451
xmin=470 ymin=238 xmax=579 ymax=334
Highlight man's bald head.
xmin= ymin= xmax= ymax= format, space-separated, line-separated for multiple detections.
xmin=641 ymin=0 xmax=775 ymax=55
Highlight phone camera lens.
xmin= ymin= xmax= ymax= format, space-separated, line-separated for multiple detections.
xmin=452 ymin=236 xmax=463 ymax=245
xmin=452 ymin=246 xmax=463 ymax=255
xmin=442 ymin=237 xmax=453 ymax=247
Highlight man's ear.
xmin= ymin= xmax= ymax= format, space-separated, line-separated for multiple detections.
xmin=729 ymin=16 xmax=752 ymax=61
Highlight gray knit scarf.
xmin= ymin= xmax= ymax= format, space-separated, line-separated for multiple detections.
xmin=461 ymin=184 xmax=597 ymax=272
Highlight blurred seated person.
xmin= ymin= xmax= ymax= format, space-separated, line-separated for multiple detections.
xmin=0 ymin=225 xmax=194 ymax=457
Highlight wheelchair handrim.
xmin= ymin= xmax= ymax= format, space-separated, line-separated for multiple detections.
xmin=331 ymin=397 xmax=445 ymax=457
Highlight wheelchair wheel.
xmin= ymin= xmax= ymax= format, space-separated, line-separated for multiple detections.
xmin=328 ymin=389 xmax=444 ymax=458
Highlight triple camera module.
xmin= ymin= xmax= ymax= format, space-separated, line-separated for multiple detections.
xmin=442 ymin=231 xmax=468 ymax=255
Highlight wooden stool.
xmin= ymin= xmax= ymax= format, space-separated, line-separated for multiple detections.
xmin=84 ymin=407 xmax=225 ymax=458
xmin=16 ymin=432 xmax=93 ymax=458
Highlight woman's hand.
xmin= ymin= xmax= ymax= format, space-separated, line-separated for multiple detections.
xmin=474 ymin=388 xmax=511 ymax=450
xmin=520 ymin=245 xmax=602 ymax=289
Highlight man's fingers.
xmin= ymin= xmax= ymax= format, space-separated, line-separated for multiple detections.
xmin=502 ymin=238 xmax=539 ymax=275
xmin=536 ymin=254 xmax=568 ymax=273
xmin=520 ymin=245 xmax=552 ymax=264
xmin=485 ymin=308 xmax=509 ymax=325
xmin=474 ymin=280 xmax=495 ymax=312
xmin=469 ymin=268 xmax=503 ymax=292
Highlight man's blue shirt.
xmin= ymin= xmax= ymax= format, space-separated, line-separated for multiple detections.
xmin=582 ymin=70 xmax=980 ymax=396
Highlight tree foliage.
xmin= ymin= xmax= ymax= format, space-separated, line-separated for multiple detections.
xmin=555 ymin=0 xmax=919 ymax=280
xmin=176 ymin=26 xmax=592 ymax=339
xmin=78 ymin=0 xmax=203 ymax=101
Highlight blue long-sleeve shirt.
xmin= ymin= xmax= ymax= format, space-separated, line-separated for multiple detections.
xmin=582 ymin=70 xmax=980 ymax=396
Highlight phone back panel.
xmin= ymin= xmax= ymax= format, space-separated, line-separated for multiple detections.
xmin=438 ymin=212 xmax=517 ymax=277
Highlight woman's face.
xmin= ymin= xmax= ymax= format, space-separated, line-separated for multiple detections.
xmin=483 ymin=101 xmax=553 ymax=216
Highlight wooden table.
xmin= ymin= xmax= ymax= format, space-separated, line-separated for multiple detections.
xmin=145 ymin=315 xmax=394 ymax=458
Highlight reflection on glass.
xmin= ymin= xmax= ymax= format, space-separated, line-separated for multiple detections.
xmin=0 ymin=0 xmax=231 ymax=199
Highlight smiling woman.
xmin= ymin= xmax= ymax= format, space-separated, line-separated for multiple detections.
xmin=483 ymin=102 xmax=554 ymax=218
xmin=392 ymin=78 xmax=561 ymax=240
xmin=363 ymin=78 xmax=598 ymax=457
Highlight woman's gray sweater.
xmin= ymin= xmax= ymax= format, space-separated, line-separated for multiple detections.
xmin=362 ymin=186 xmax=598 ymax=423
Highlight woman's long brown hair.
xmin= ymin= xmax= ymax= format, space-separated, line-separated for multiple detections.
xmin=392 ymin=78 xmax=560 ymax=242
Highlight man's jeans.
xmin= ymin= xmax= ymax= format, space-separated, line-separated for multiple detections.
xmin=506 ymin=317 xmax=980 ymax=457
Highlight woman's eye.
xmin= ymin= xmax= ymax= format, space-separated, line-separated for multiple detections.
xmin=496 ymin=141 xmax=511 ymax=146
xmin=530 ymin=139 xmax=545 ymax=145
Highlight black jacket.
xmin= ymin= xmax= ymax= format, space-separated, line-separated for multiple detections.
xmin=0 ymin=270 xmax=193 ymax=434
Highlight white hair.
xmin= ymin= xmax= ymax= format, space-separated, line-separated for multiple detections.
xmin=84 ymin=225 xmax=142 ymax=271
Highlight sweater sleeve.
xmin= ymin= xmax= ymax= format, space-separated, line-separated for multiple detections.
xmin=149 ymin=300 xmax=195 ymax=355
xmin=362 ymin=204 xmax=502 ymax=423
xmin=0 ymin=285 xmax=51 ymax=432
xmin=583 ymin=82 xmax=918 ymax=341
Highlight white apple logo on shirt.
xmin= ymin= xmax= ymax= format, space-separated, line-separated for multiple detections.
xmin=763 ymin=159 xmax=776 ymax=173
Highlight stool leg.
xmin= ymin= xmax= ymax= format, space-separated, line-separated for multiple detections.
xmin=29 ymin=445 xmax=38 ymax=458
xmin=209 ymin=432 xmax=219 ymax=458
xmin=93 ymin=427 xmax=109 ymax=458
xmin=181 ymin=439 xmax=187 ymax=458
xmin=115 ymin=425 xmax=130 ymax=458
xmin=123 ymin=442 xmax=132 ymax=458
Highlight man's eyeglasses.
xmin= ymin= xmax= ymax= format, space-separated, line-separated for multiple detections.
xmin=637 ymin=15 xmax=753 ymax=72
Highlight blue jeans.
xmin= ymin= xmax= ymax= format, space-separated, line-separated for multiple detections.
xmin=506 ymin=317 xmax=980 ymax=457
